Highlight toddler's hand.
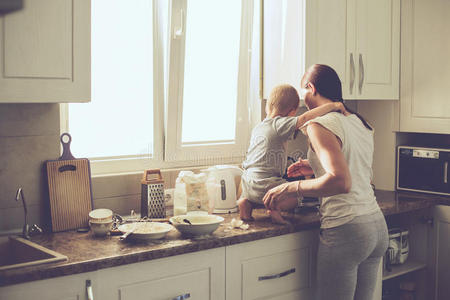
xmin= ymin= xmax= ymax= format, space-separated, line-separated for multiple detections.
xmin=334 ymin=102 xmax=347 ymax=114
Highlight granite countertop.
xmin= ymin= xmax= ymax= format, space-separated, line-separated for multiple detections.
xmin=1 ymin=189 xmax=449 ymax=287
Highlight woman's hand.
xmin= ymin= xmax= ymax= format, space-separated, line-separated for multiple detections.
xmin=287 ymin=159 xmax=314 ymax=177
xmin=263 ymin=182 xmax=297 ymax=210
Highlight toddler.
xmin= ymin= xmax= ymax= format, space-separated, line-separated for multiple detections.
xmin=238 ymin=84 xmax=345 ymax=223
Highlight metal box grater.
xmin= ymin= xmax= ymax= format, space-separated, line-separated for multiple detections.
xmin=140 ymin=169 xmax=165 ymax=218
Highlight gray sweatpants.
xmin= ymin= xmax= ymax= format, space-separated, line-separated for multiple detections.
xmin=316 ymin=211 xmax=388 ymax=300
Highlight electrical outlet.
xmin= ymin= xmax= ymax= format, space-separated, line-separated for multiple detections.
xmin=164 ymin=188 xmax=175 ymax=206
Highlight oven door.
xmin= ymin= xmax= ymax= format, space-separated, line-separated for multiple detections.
xmin=397 ymin=147 xmax=450 ymax=195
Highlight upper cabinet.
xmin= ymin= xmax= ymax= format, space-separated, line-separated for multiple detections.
xmin=305 ymin=0 xmax=400 ymax=100
xmin=0 ymin=0 xmax=90 ymax=103
xmin=399 ymin=0 xmax=450 ymax=134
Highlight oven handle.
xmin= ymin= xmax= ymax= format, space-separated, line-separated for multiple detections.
xmin=445 ymin=161 xmax=448 ymax=184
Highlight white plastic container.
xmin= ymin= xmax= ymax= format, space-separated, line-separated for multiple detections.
xmin=174 ymin=182 xmax=187 ymax=216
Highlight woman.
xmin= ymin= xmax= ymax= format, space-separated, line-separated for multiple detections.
xmin=262 ymin=64 xmax=388 ymax=300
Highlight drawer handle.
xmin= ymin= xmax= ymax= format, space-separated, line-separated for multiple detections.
xmin=258 ymin=268 xmax=296 ymax=281
xmin=86 ymin=279 xmax=94 ymax=300
xmin=444 ymin=161 xmax=448 ymax=184
xmin=172 ymin=293 xmax=191 ymax=300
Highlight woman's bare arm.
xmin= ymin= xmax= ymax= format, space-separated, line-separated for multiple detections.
xmin=298 ymin=122 xmax=351 ymax=196
xmin=263 ymin=122 xmax=351 ymax=209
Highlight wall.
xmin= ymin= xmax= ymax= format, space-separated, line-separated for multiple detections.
xmin=0 ymin=102 xmax=187 ymax=232
xmin=0 ymin=104 xmax=60 ymax=232
xmin=0 ymin=104 xmax=241 ymax=233
xmin=357 ymin=100 xmax=399 ymax=191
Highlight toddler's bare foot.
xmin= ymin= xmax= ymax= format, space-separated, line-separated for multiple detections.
xmin=238 ymin=198 xmax=254 ymax=221
xmin=269 ymin=210 xmax=289 ymax=225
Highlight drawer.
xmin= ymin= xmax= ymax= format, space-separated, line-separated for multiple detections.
xmin=119 ymin=268 xmax=210 ymax=300
xmin=226 ymin=231 xmax=319 ymax=300
xmin=242 ymin=248 xmax=311 ymax=299
xmin=97 ymin=248 xmax=225 ymax=300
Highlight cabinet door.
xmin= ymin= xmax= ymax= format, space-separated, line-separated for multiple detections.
xmin=305 ymin=0 xmax=356 ymax=100
xmin=355 ymin=0 xmax=400 ymax=100
xmin=0 ymin=271 xmax=97 ymax=300
xmin=97 ymin=247 xmax=225 ymax=300
xmin=400 ymin=0 xmax=450 ymax=134
xmin=226 ymin=231 xmax=319 ymax=300
xmin=263 ymin=0 xmax=305 ymax=99
xmin=433 ymin=205 xmax=450 ymax=300
xmin=0 ymin=0 xmax=90 ymax=103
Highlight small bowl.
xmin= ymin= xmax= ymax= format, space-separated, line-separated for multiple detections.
xmin=89 ymin=220 xmax=113 ymax=237
xmin=169 ymin=214 xmax=224 ymax=236
xmin=89 ymin=209 xmax=113 ymax=223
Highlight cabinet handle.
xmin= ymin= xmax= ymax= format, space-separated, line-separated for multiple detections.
xmin=358 ymin=53 xmax=364 ymax=94
xmin=349 ymin=53 xmax=355 ymax=95
xmin=172 ymin=293 xmax=191 ymax=300
xmin=258 ymin=268 xmax=296 ymax=281
xmin=173 ymin=9 xmax=185 ymax=39
xmin=445 ymin=162 xmax=448 ymax=184
xmin=86 ymin=279 xmax=94 ymax=300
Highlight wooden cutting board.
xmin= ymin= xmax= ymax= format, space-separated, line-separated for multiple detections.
xmin=46 ymin=133 xmax=93 ymax=232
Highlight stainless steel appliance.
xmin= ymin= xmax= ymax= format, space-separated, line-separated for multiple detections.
xmin=140 ymin=169 xmax=166 ymax=218
xmin=397 ymin=146 xmax=450 ymax=196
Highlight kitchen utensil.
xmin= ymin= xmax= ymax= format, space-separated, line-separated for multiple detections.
xmin=141 ymin=169 xmax=166 ymax=218
xmin=169 ymin=214 xmax=224 ymax=236
xmin=46 ymin=133 xmax=93 ymax=232
xmin=119 ymin=222 xmax=137 ymax=240
xmin=203 ymin=165 xmax=243 ymax=214
xmin=118 ymin=222 xmax=173 ymax=241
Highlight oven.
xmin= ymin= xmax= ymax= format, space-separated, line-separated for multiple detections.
xmin=397 ymin=146 xmax=450 ymax=196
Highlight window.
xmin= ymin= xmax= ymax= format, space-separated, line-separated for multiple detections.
xmin=64 ymin=0 xmax=254 ymax=175
xmin=69 ymin=0 xmax=154 ymax=160
xmin=166 ymin=0 xmax=252 ymax=162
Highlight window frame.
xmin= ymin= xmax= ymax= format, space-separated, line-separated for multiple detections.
xmin=60 ymin=0 xmax=254 ymax=176
xmin=164 ymin=0 xmax=252 ymax=162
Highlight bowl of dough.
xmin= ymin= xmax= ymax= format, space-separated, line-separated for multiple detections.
xmin=118 ymin=222 xmax=174 ymax=241
xmin=169 ymin=214 xmax=224 ymax=236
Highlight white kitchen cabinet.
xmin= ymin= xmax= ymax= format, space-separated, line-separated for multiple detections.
xmin=97 ymin=247 xmax=225 ymax=300
xmin=432 ymin=205 xmax=450 ymax=300
xmin=305 ymin=0 xmax=400 ymax=100
xmin=0 ymin=0 xmax=90 ymax=103
xmin=226 ymin=230 xmax=319 ymax=300
xmin=0 ymin=271 xmax=97 ymax=300
xmin=399 ymin=0 xmax=450 ymax=134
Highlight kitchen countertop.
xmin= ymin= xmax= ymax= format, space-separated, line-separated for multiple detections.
xmin=1 ymin=189 xmax=449 ymax=287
